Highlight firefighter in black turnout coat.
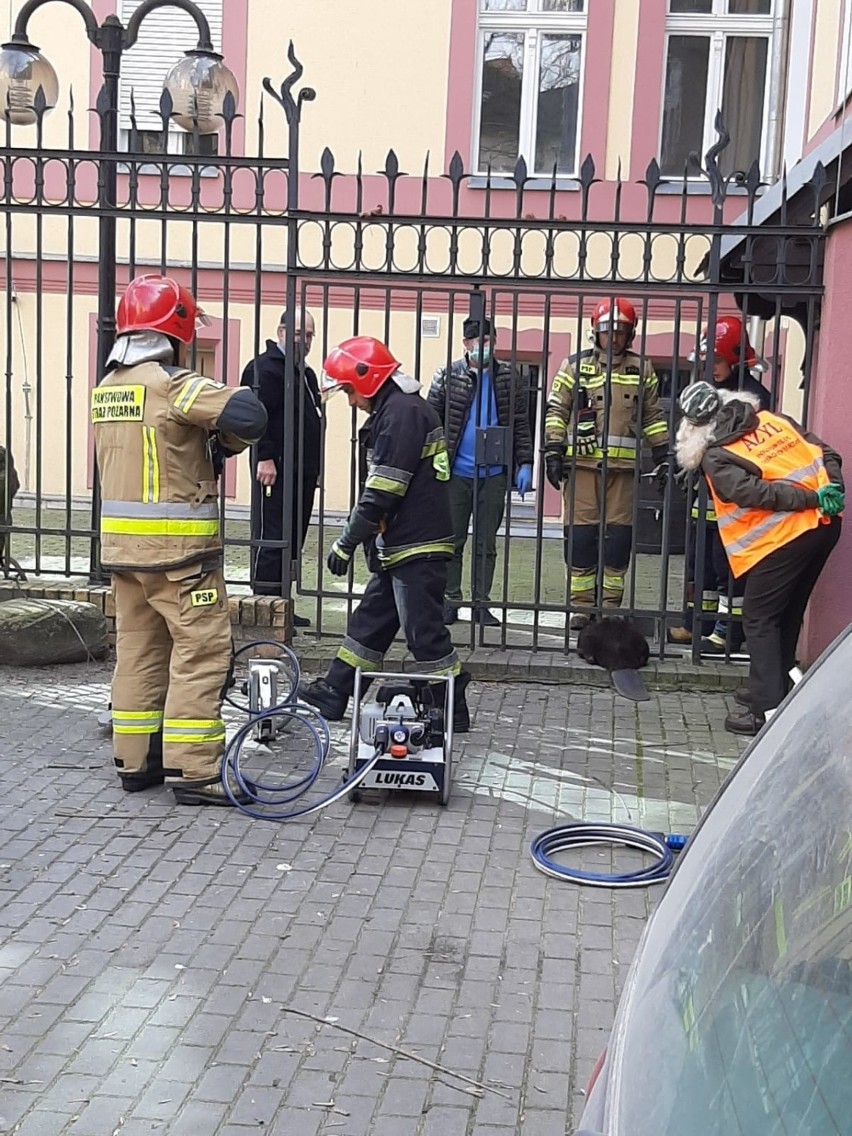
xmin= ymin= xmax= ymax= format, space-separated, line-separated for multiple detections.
xmin=298 ymin=337 xmax=471 ymax=732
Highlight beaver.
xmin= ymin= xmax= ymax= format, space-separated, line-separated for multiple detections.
xmin=577 ymin=616 xmax=650 ymax=701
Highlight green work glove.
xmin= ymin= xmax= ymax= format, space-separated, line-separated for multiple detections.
xmin=816 ymin=484 xmax=845 ymax=516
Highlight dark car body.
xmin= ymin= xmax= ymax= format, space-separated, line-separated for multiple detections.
xmin=574 ymin=625 xmax=852 ymax=1136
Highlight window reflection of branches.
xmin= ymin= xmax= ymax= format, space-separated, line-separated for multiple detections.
xmin=535 ymin=34 xmax=580 ymax=173
xmin=478 ymin=32 xmax=525 ymax=172
xmin=476 ymin=1 xmax=585 ymax=175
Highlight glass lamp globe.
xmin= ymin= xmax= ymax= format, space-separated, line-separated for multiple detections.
xmin=0 ymin=42 xmax=59 ymax=125
xmin=163 ymin=51 xmax=239 ymax=134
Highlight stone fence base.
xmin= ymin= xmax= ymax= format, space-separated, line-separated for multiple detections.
xmin=0 ymin=578 xmax=292 ymax=648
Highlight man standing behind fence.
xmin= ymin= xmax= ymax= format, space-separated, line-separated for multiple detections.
xmin=240 ymin=309 xmax=322 ymax=625
xmin=544 ymin=298 xmax=669 ymax=629
xmin=427 ymin=316 xmax=533 ymax=627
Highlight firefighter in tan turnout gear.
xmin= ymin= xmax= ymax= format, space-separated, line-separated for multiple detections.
xmin=92 ymin=275 xmax=267 ymax=806
xmin=544 ymin=298 xmax=669 ymax=629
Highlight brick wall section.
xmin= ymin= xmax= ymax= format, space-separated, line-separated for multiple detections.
xmin=0 ymin=580 xmax=292 ymax=649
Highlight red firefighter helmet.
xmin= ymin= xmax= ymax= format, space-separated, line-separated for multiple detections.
xmin=321 ymin=336 xmax=400 ymax=399
xmin=592 ymin=297 xmax=637 ymax=342
xmin=702 ymin=315 xmax=757 ymax=368
xmin=116 ymin=275 xmax=209 ymax=344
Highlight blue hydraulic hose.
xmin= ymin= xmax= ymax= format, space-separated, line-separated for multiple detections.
xmin=530 ymin=823 xmax=687 ymax=888
xmin=220 ymin=643 xmax=382 ymax=821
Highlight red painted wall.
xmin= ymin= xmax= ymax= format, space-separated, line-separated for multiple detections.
xmin=802 ymin=215 xmax=852 ymax=662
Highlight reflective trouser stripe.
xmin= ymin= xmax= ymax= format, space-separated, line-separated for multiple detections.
xmin=717 ymin=595 xmax=744 ymax=617
xmin=571 ymin=569 xmax=596 ymax=609
xmin=602 ymin=571 xmax=625 ymax=604
xmin=336 ymin=635 xmax=384 ymax=672
xmin=163 ymin=719 xmax=226 ymax=745
xmin=689 ymin=590 xmax=719 ymax=613
xmin=113 ymin=710 xmax=163 ymax=735
xmin=413 ymin=651 xmax=461 ymax=676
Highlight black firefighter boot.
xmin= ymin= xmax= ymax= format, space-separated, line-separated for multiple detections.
xmin=453 ymin=670 xmax=472 ymax=734
xmin=118 ymin=734 xmax=166 ymax=793
xmin=297 ymin=677 xmax=349 ymax=721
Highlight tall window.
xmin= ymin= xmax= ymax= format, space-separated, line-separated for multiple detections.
xmin=840 ymin=0 xmax=852 ymax=106
xmin=475 ymin=0 xmax=586 ymax=176
xmin=118 ymin=0 xmax=223 ymax=155
xmin=661 ymin=0 xmax=774 ymax=178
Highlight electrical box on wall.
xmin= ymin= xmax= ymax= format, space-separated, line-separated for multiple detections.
xmin=421 ymin=316 xmax=441 ymax=338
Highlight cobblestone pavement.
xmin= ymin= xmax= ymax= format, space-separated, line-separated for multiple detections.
xmin=0 ymin=659 xmax=746 ymax=1136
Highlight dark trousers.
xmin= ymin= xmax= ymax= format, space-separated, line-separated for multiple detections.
xmin=445 ymin=472 xmax=508 ymax=605
xmin=684 ymin=519 xmax=728 ymax=634
xmin=743 ymin=518 xmax=841 ymax=713
xmin=327 ymin=558 xmax=459 ymax=696
xmin=251 ymin=472 xmax=317 ymax=597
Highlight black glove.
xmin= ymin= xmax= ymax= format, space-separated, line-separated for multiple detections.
xmin=575 ymin=408 xmax=598 ymax=458
xmin=327 ymin=540 xmax=352 ymax=576
xmin=649 ymin=460 xmax=670 ymax=495
xmin=208 ymin=433 xmax=225 ymax=480
xmin=649 ymin=447 xmax=672 ymax=494
xmin=544 ymin=448 xmax=564 ymax=491
xmin=327 ymin=507 xmax=380 ymax=576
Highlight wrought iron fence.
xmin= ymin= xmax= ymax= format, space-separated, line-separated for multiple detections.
xmin=0 ymin=45 xmax=828 ymax=662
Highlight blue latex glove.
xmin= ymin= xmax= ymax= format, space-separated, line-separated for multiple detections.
xmin=516 ymin=464 xmax=533 ymax=498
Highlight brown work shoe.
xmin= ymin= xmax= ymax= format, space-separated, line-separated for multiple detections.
xmin=724 ymin=707 xmax=766 ymax=736
xmin=734 ymin=684 xmax=753 ymax=707
xmin=666 ymin=626 xmax=692 ymax=644
xmin=173 ymin=776 xmax=250 ymax=807
xmin=569 ymin=612 xmax=591 ymax=631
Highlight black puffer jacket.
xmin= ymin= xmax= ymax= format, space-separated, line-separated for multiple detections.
xmin=427 ymin=357 xmax=534 ymax=468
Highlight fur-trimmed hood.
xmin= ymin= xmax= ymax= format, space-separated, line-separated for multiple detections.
xmin=675 ymin=388 xmax=762 ymax=471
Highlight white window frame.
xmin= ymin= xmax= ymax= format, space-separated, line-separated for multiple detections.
xmin=839 ymin=0 xmax=852 ymax=106
xmin=661 ymin=0 xmax=776 ymax=179
xmin=117 ymin=0 xmax=224 ymax=152
xmin=473 ymin=0 xmax=587 ymax=178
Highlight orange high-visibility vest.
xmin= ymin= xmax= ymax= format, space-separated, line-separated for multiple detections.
xmin=708 ymin=411 xmax=830 ymax=577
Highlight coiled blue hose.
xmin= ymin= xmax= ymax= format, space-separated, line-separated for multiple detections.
xmin=221 ymin=641 xmax=382 ymax=821
xmin=530 ymin=823 xmax=686 ymax=888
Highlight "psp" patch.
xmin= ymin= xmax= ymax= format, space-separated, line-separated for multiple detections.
xmin=190 ymin=588 xmax=219 ymax=608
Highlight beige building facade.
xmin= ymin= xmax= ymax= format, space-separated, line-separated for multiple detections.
xmin=0 ymin=0 xmax=847 ymax=518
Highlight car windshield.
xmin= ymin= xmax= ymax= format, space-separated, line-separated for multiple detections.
xmin=608 ymin=629 xmax=852 ymax=1136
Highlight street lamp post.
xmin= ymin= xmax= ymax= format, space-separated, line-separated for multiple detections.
xmin=0 ymin=0 xmax=239 ymax=581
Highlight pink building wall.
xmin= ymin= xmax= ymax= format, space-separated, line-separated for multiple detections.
xmin=802 ymin=214 xmax=852 ymax=662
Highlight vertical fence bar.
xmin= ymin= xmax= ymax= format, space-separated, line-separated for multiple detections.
xmin=64 ymin=93 xmax=77 ymax=574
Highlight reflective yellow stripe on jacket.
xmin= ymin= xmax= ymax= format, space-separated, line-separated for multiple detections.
xmin=142 ymin=426 xmax=160 ymax=503
xmin=100 ymin=500 xmax=220 ymax=539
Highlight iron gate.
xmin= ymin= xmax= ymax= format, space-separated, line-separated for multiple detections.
xmin=0 ymin=44 xmax=828 ymax=659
